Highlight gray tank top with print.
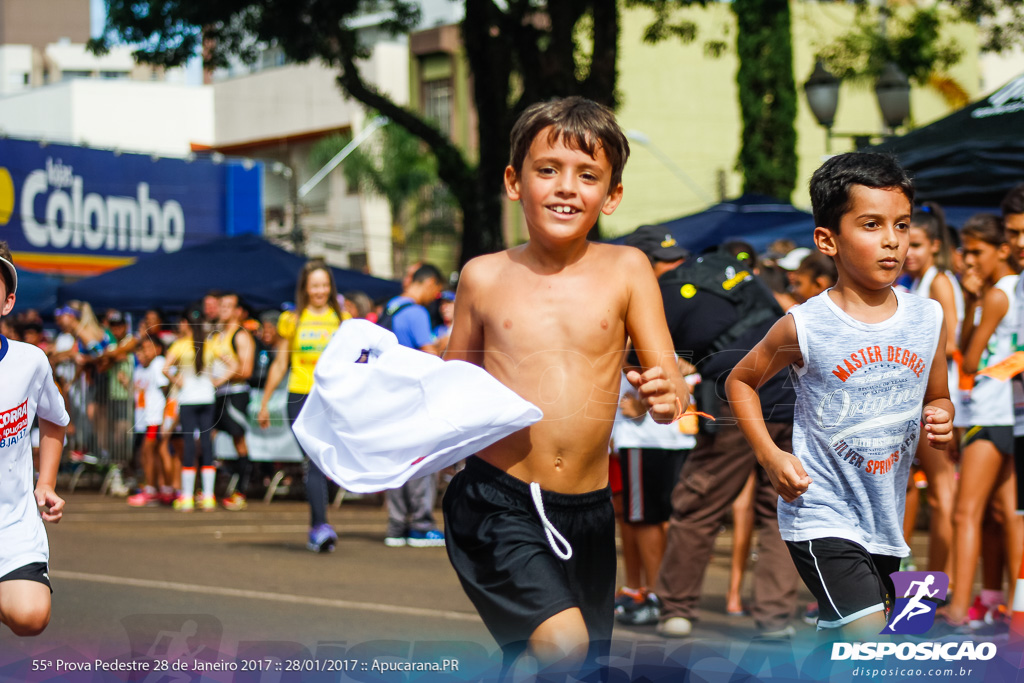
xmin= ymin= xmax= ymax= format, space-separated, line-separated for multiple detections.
xmin=783 ymin=289 xmax=942 ymax=557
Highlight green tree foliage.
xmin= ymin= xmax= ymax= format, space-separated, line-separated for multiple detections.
xmin=310 ymin=122 xmax=449 ymax=273
xmin=90 ymin=0 xmax=621 ymax=265
xmin=819 ymin=1 xmax=1024 ymax=86
xmin=818 ymin=5 xmax=962 ymax=85
xmin=628 ymin=0 xmax=797 ymax=201
xmin=734 ymin=0 xmax=797 ymax=201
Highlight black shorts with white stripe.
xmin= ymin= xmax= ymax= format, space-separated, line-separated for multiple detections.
xmin=786 ymin=537 xmax=899 ymax=629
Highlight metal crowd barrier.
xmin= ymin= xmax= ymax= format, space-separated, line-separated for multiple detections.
xmin=65 ymin=363 xmax=135 ymax=494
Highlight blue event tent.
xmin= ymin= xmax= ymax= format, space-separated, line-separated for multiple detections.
xmin=15 ymin=268 xmax=62 ymax=314
xmin=58 ymin=233 xmax=401 ymax=313
xmin=613 ymin=194 xmax=816 ymax=254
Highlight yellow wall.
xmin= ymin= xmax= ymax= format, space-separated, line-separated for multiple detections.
xmin=603 ymin=1 xmax=982 ymax=238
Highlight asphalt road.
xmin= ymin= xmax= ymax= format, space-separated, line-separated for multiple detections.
xmin=6 ymin=486 xmax=954 ymax=683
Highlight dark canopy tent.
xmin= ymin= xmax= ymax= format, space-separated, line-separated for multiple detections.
xmin=871 ymin=73 xmax=1024 ymax=207
xmin=613 ymin=194 xmax=816 ymax=254
xmin=58 ymin=234 xmax=401 ymax=313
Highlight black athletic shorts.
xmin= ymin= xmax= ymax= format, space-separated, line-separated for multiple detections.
xmin=214 ymin=392 xmax=249 ymax=438
xmin=961 ymin=425 xmax=1014 ymax=456
xmin=786 ymin=538 xmax=898 ymax=629
xmin=0 ymin=562 xmax=52 ymax=592
xmin=618 ymin=447 xmax=687 ymax=524
xmin=443 ymin=456 xmax=615 ymax=665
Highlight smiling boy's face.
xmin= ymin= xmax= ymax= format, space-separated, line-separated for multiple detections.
xmin=504 ymin=126 xmax=623 ymax=248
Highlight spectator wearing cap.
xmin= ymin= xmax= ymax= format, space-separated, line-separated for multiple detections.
xmin=772 ymin=247 xmax=813 ymax=299
xmin=625 ymin=225 xmax=689 ymax=278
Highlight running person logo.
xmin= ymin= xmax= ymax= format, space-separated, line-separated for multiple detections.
xmin=883 ymin=571 xmax=949 ymax=634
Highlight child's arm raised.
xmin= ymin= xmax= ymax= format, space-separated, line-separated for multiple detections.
xmin=921 ymin=322 xmax=954 ymax=449
xmin=622 ymin=250 xmax=688 ymax=424
xmin=443 ymin=258 xmax=486 ymax=368
xmin=36 ymin=418 xmax=66 ymax=523
xmin=726 ymin=316 xmax=810 ymax=502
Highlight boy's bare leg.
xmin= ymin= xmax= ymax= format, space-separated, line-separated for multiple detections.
xmin=994 ymin=461 xmax=1022 ymax=608
xmin=815 ymin=610 xmax=887 ymax=643
xmin=0 ymin=581 xmax=51 ymax=636
xmin=632 ymin=524 xmax=666 ymax=588
xmin=917 ymin=445 xmax=955 ymax=575
xmin=728 ymin=473 xmax=756 ymax=614
xmin=528 ymin=608 xmax=589 ymax=670
xmin=839 ymin=611 xmax=888 ymax=642
xmin=948 ymin=440 xmax=1004 ymax=622
xmin=143 ymin=440 xmax=160 ymax=491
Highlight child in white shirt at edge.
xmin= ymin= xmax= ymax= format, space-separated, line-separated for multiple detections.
xmin=726 ymin=153 xmax=954 ymax=641
xmin=0 ymin=240 xmax=69 ymax=636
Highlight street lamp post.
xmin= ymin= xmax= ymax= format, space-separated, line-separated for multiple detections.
xmin=803 ymin=60 xmax=840 ymax=154
xmin=803 ymin=59 xmax=911 ymax=151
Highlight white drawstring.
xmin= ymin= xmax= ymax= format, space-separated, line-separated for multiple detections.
xmin=530 ymin=482 xmax=573 ymax=561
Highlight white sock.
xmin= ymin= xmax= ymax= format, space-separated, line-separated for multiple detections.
xmin=201 ymin=467 xmax=216 ymax=497
xmin=181 ymin=468 xmax=196 ymax=498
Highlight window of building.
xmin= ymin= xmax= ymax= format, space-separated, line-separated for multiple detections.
xmin=423 ymin=79 xmax=453 ymax=137
xmin=61 ymin=70 xmax=92 ymax=81
xmin=100 ymin=70 xmax=128 ymax=80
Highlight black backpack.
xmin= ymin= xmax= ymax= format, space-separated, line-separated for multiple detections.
xmin=660 ymin=251 xmax=784 ymax=432
xmin=660 ymin=250 xmax=783 ymax=357
xmin=377 ymin=300 xmax=415 ymax=332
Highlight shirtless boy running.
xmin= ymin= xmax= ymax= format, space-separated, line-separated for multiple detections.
xmin=443 ymin=97 xmax=687 ymax=674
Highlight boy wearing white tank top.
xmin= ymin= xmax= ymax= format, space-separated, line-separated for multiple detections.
xmin=727 ymin=153 xmax=953 ymax=641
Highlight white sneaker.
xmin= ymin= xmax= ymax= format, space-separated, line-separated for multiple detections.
xmin=758 ymin=624 xmax=796 ymax=639
xmin=656 ymin=616 xmax=693 ymax=637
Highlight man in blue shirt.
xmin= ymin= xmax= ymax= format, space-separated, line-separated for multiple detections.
xmin=382 ymin=263 xmax=447 ymax=547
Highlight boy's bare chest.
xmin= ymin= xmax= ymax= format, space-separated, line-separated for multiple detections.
xmin=482 ymin=279 xmax=627 ymax=356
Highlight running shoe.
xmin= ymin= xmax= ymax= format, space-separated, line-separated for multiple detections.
xmin=973 ymin=605 xmax=1010 ymax=638
xmin=222 ymin=492 xmax=248 ymax=511
xmin=617 ymin=591 xmax=661 ymax=626
xmin=802 ymin=602 xmax=819 ymax=626
xmin=757 ymin=624 xmax=797 ymax=640
xmin=308 ymin=524 xmax=338 ymax=553
xmin=615 ymin=587 xmax=644 ymax=617
xmin=967 ymin=596 xmax=987 ymax=629
xmin=127 ymin=490 xmax=159 ymax=507
xmin=384 ymin=536 xmax=407 ymax=547
xmin=657 ymin=616 xmax=693 ymax=637
xmin=172 ymin=495 xmax=194 ymax=512
xmin=198 ymin=494 xmax=217 ymax=512
xmin=407 ymin=529 xmax=445 ymax=547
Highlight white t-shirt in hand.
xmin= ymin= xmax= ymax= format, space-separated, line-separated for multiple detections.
xmin=0 ymin=336 xmax=70 ymax=578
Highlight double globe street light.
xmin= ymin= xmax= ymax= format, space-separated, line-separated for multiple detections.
xmin=803 ymin=59 xmax=911 ymax=153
